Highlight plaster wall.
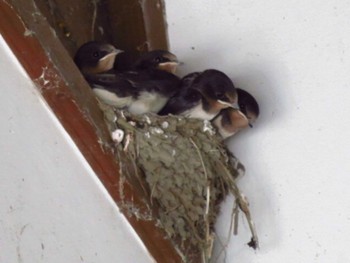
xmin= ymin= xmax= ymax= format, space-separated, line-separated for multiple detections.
xmin=165 ymin=1 xmax=350 ymax=262
xmin=0 ymin=36 xmax=153 ymax=263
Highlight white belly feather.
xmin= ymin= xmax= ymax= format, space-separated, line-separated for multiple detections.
xmin=93 ymin=87 xmax=168 ymax=115
xmin=182 ymin=103 xmax=217 ymax=120
xmin=128 ymin=92 xmax=168 ymax=114
xmin=93 ymin=87 xmax=132 ymax=108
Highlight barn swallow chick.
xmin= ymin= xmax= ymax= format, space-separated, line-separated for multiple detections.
xmin=114 ymin=50 xmax=179 ymax=74
xmin=84 ymin=69 xmax=181 ymax=115
xmin=132 ymin=50 xmax=179 ymax=74
xmin=74 ymin=41 xmax=123 ymax=74
xmin=212 ymin=88 xmax=260 ymax=139
xmin=159 ymin=69 xmax=238 ymax=120
xmin=113 ymin=51 xmax=140 ymax=71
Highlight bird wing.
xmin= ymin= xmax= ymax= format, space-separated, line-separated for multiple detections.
xmin=85 ymin=70 xmax=180 ymax=99
xmin=181 ymin=72 xmax=201 ymax=89
xmin=84 ymin=73 xmax=139 ymax=98
xmin=158 ymin=87 xmax=201 ymax=115
xmin=120 ymin=70 xmax=181 ymax=97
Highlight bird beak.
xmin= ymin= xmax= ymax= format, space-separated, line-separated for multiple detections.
xmin=158 ymin=61 xmax=179 ymax=74
xmin=237 ymin=109 xmax=248 ymax=119
xmin=100 ymin=48 xmax=124 ymax=61
xmin=236 ymin=110 xmax=251 ymax=129
xmin=217 ymin=100 xmax=233 ymax=108
xmin=217 ymin=100 xmax=241 ymax=110
xmin=114 ymin=49 xmax=124 ymax=55
xmin=98 ymin=49 xmax=123 ymax=72
xmin=230 ymin=102 xmax=240 ymax=110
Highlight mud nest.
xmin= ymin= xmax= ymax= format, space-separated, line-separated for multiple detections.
xmin=100 ymin=102 xmax=258 ymax=262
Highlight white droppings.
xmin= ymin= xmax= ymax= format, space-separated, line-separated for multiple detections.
xmin=98 ymin=26 xmax=104 ymax=35
xmin=202 ymin=120 xmax=215 ymax=135
xmin=38 ymin=67 xmax=50 ymax=86
xmin=150 ymin=127 xmax=164 ymax=135
xmin=24 ymin=29 xmax=35 ymax=37
xmin=144 ymin=132 xmax=151 ymax=139
xmin=33 ymin=65 xmax=61 ymax=89
xmin=111 ymin=129 xmax=124 ymax=143
xmin=161 ymin=121 xmax=169 ymax=129
xmin=144 ymin=115 xmax=152 ymax=124
xmin=172 ymin=149 xmax=176 ymax=157
xmin=128 ymin=121 xmax=136 ymax=126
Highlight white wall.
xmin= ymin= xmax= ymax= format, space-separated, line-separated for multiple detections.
xmin=0 ymin=37 xmax=153 ymax=263
xmin=165 ymin=1 xmax=350 ymax=262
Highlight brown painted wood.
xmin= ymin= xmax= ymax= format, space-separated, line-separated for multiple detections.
xmin=106 ymin=0 xmax=148 ymax=52
xmin=0 ymin=1 xmax=183 ymax=262
xmin=106 ymin=0 xmax=169 ymax=53
xmin=32 ymin=0 xmax=113 ymax=56
xmin=142 ymin=0 xmax=169 ymax=50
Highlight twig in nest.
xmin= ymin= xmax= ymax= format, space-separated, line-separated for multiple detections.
xmin=204 ymin=184 xmax=212 ymax=262
xmin=116 ymin=151 xmax=126 ymax=204
xmin=233 ymin=202 xmax=240 ymax=235
xmin=123 ymin=134 xmax=131 ymax=152
xmin=91 ymin=0 xmax=98 ymax=39
xmin=189 ymin=138 xmax=208 ymax=180
xmin=213 ymin=235 xmax=228 ymax=263
xmin=189 ymin=137 xmax=214 ymax=262
xmin=238 ymin=193 xmax=259 ymax=249
xmin=215 ymin=161 xmax=259 ymax=249
xmin=212 ymin=200 xmax=239 ymax=263
xmin=205 ymin=234 xmax=215 ymax=263
xmin=205 ymin=184 xmax=210 ymax=216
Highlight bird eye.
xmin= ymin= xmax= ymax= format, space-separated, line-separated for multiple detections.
xmin=239 ymin=103 xmax=246 ymax=112
xmin=154 ymin=56 xmax=162 ymax=63
xmin=92 ymin=51 xmax=100 ymax=58
xmin=215 ymin=92 xmax=228 ymax=101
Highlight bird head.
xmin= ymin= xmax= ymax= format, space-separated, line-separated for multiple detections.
xmin=134 ymin=50 xmax=179 ymax=74
xmin=236 ymin=88 xmax=260 ymax=128
xmin=191 ymin=69 xmax=238 ymax=114
xmin=74 ymin=41 xmax=123 ymax=74
xmin=212 ymin=88 xmax=260 ymax=139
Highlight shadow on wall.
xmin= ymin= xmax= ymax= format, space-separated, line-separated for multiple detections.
xmin=221 ymin=59 xmax=290 ymax=256
xmin=232 ymin=63 xmax=289 ymax=128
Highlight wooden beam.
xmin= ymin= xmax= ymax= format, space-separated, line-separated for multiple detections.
xmin=0 ymin=1 xmax=182 ymax=262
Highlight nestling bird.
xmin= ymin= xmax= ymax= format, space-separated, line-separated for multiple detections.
xmin=84 ymin=69 xmax=181 ymax=115
xmin=212 ymin=88 xmax=260 ymax=139
xmin=158 ymin=69 xmax=239 ymax=120
xmin=74 ymin=41 xmax=123 ymax=74
xmin=75 ymin=41 xmax=179 ymax=74
xmin=75 ymin=42 xmax=181 ymax=114
xmin=132 ymin=50 xmax=179 ymax=74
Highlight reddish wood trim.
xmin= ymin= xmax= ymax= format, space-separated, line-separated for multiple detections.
xmin=0 ymin=1 xmax=182 ymax=262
